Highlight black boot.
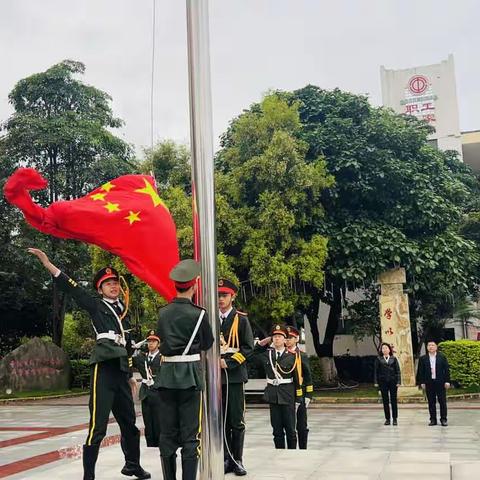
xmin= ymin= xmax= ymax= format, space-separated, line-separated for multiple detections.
xmin=224 ymin=457 xmax=234 ymax=474
xmin=298 ymin=429 xmax=309 ymax=450
xmin=286 ymin=434 xmax=297 ymax=450
xmin=181 ymin=457 xmax=198 ymax=480
xmin=273 ymin=435 xmax=285 ymax=449
xmin=161 ymin=456 xmax=177 ymax=480
xmin=231 ymin=430 xmax=247 ymax=476
xmin=120 ymin=431 xmax=151 ymax=479
xmin=83 ymin=444 xmax=100 ymax=480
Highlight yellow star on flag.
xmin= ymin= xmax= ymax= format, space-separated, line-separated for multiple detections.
xmin=135 ymin=179 xmax=166 ymax=208
xmin=104 ymin=202 xmax=120 ymax=213
xmin=101 ymin=181 xmax=115 ymax=192
xmin=91 ymin=193 xmax=107 ymax=201
xmin=125 ymin=211 xmax=141 ymax=225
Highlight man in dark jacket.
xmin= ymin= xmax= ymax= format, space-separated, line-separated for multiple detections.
xmin=416 ymin=340 xmax=451 ymax=426
xmin=218 ymin=278 xmax=254 ymax=476
xmin=28 ymin=248 xmax=150 ymax=480
xmin=156 ymin=259 xmax=214 ymax=480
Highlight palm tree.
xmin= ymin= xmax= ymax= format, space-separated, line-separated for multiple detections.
xmin=452 ymin=297 xmax=480 ymax=339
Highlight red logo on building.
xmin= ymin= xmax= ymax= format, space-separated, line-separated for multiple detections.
xmin=408 ymin=75 xmax=429 ymax=95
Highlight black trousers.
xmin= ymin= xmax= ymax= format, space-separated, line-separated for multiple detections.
xmin=85 ymin=360 xmax=140 ymax=470
xmin=426 ymin=380 xmax=447 ymax=422
xmin=296 ymin=401 xmax=309 ymax=449
xmin=269 ymin=403 xmax=296 ymax=449
xmin=142 ymin=392 xmax=162 ymax=447
xmin=379 ymin=381 xmax=398 ymax=420
xmin=222 ymin=382 xmax=245 ymax=460
xmin=158 ymin=388 xmax=202 ymax=460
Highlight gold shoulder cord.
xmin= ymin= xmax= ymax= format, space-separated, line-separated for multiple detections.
xmin=226 ymin=314 xmax=240 ymax=349
xmin=119 ymin=275 xmax=130 ymax=321
xmin=276 ymin=351 xmax=299 ymax=376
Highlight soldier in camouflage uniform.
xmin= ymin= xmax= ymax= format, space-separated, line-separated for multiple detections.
xmin=28 ymin=248 xmax=150 ymax=480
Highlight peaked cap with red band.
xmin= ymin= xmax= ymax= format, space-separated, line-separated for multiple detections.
xmin=170 ymin=259 xmax=200 ymax=290
xmin=271 ymin=324 xmax=288 ymax=338
xmin=146 ymin=329 xmax=160 ymax=342
xmin=217 ymin=278 xmax=238 ymax=295
xmin=286 ymin=326 xmax=300 ymax=338
xmin=93 ymin=267 xmax=119 ymax=290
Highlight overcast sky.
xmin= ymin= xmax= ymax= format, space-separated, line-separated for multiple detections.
xmin=1 ymin=0 xmax=479 ymax=156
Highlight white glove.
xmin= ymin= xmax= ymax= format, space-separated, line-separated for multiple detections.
xmin=305 ymin=397 xmax=311 ymax=408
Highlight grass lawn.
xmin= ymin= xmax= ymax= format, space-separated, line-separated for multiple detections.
xmin=313 ymin=384 xmax=480 ymax=398
xmin=0 ymin=388 xmax=86 ymax=400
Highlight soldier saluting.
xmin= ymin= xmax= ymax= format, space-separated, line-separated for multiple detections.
xmin=285 ymin=326 xmax=313 ymax=449
xmin=156 ymin=259 xmax=214 ymax=480
xmin=132 ymin=330 xmax=162 ymax=448
xmin=254 ymin=325 xmax=303 ymax=449
xmin=28 ymin=248 xmax=150 ymax=480
xmin=218 ymin=279 xmax=254 ymax=476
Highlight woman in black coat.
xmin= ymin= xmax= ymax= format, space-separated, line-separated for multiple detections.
xmin=374 ymin=343 xmax=401 ymax=425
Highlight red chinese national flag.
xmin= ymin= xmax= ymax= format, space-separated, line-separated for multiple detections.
xmin=4 ymin=167 xmax=179 ymax=300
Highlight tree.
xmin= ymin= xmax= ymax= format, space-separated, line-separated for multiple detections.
xmin=215 ymin=94 xmax=333 ymax=332
xmin=290 ymin=85 xmax=480 ymax=356
xmin=1 ymin=60 xmax=135 ymax=346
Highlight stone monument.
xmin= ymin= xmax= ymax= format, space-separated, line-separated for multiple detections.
xmin=378 ymin=268 xmax=417 ymax=395
xmin=0 ymin=337 xmax=71 ymax=393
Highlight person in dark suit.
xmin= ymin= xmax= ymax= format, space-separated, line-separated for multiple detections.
xmin=374 ymin=343 xmax=401 ymax=425
xmin=416 ymin=340 xmax=451 ymax=426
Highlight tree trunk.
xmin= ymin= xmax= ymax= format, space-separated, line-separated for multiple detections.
xmin=52 ymin=283 xmax=67 ymax=347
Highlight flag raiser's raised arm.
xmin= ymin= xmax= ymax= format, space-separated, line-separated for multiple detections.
xmin=27 ymin=248 xmax=60 ymax=277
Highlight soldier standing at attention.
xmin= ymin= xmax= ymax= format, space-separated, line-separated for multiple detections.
xmin=132 ymin=330 xmax=162 ymax=448
xmin=156 ymin=259 xmax=214 ymax=480
xmin=285 ymin=326 xmax=313 ymax=449
xmin=254 ymin=325 xmax=303 ymax=449
xmin=28 ymin=248 xmax=150 ymax=480
xmin=218 ymin=279 xmax=254 ymax=476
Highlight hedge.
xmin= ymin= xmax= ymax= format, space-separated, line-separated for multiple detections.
xmin=439 ymin=340 xmax=480 ymax=387
xmin=70 ymin=359 xmax=91 ymax=389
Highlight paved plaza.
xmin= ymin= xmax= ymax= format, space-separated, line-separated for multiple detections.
xmin=2 ymin=397 xmax=480 ymax=479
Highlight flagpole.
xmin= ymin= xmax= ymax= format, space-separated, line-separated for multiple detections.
xmin=185 ymin=1 xmax=223 ymax=479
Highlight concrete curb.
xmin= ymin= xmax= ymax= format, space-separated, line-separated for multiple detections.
xmin=0 ymin=391 xmax=88 ymax=405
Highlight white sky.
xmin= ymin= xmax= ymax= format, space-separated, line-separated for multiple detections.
xmin=1 ymin=0 xmax=479 ymax=155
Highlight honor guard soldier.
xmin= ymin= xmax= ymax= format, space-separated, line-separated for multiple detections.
xmin=254 ymin=325 xmax=303 ymax=449
xmin=28 ymin=248 xmax=150 ymax=480
xmin=156 ymin=259 xmax=214 ymax=480
xmin=285 ymin=326 xmax=313 ymax=449
xmin=218 ymin=279 xmax=254 ymax=476
xmin=132 ymin=330 xmax=162 ymax=448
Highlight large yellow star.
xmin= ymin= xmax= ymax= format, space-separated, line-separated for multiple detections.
xmin=135 ymin=179 xmax=166 ymax=208
xmin=125 ymin=211 xmax=141 ymax=225
xmin=91 ymin=193 xmax=107 ymax=201
xmin=101 ymin=181 xmax=115 ymax=192
xmin=104 ymin=202 xmax=120 ymax=213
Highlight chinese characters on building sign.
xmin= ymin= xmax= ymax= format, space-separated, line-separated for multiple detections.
xmin=401 ymin=75 xmax=438 ymax=125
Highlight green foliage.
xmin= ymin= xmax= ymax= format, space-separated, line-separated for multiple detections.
xmin=70 ymin=359 xmax=91 ymax=389
xmin=289 ymin=85 xmax=480 ymax=349
xmin=308 ymin=355 xmax=323 ymax=388
xmin=440 ymin=340 xmax=480 ymax=387
xmin=217 ymin=93 xmax=333 ymax=327
xmin=1 ymin=60 xmax=136 ymax=345
xmin=62 ymin=312 xmax=94 ymax=359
